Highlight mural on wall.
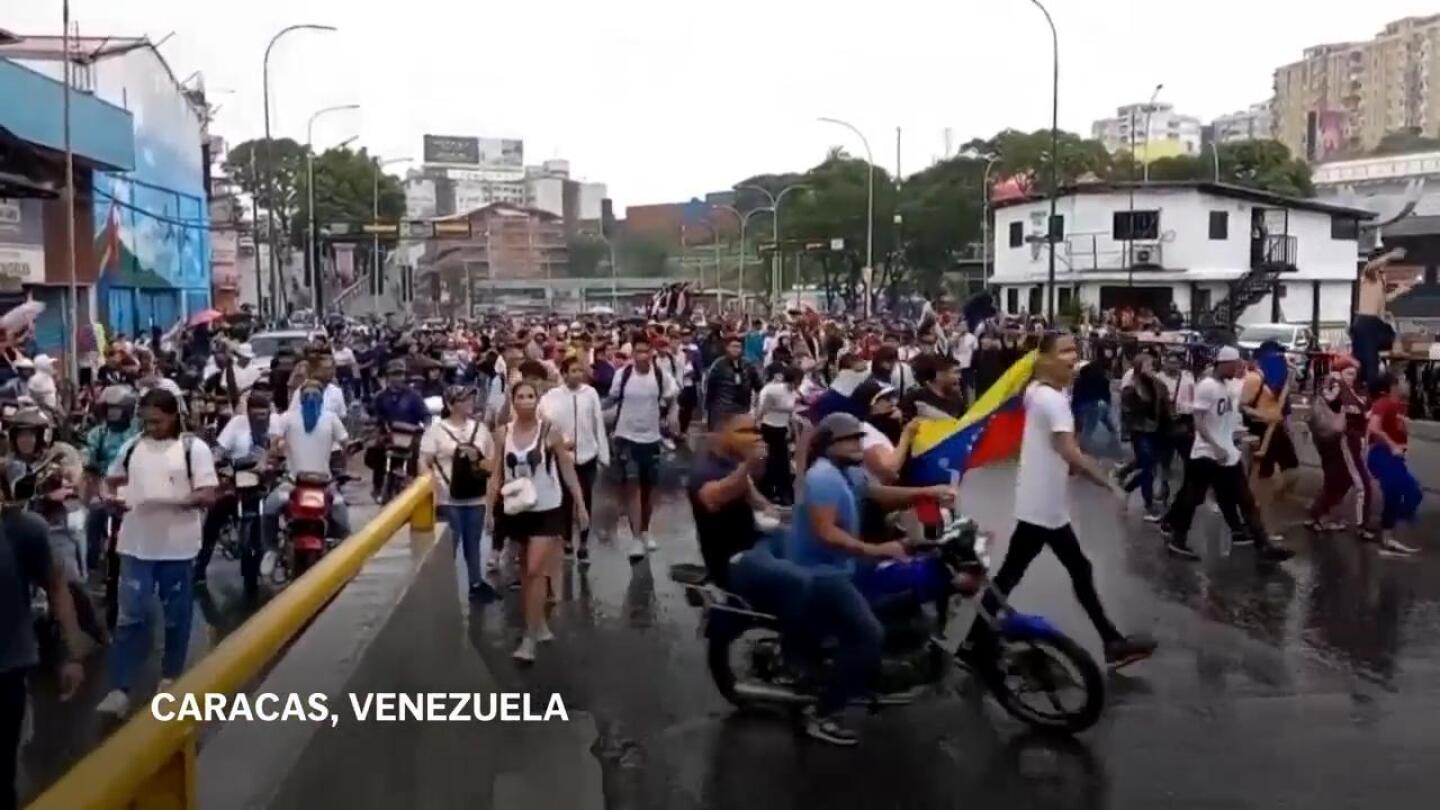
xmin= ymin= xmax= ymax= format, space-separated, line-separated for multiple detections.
xmin=88 ymin=46 xmax=210 ymax=335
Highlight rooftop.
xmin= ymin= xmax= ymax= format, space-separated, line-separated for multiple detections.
xmin=992 ymin=180 xmax=1377 ymax=220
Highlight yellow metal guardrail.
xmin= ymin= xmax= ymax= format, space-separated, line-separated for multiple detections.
xmin=28 ymin=475 xmax=437 ymax=810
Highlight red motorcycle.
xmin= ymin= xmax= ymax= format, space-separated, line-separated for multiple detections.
xmin=277 ymin=472 xmax=334 ymax=581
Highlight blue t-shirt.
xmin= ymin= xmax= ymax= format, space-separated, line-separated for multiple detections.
xmin=743 ymin=331 xmax=766 ymax=365
xmin=786 ymin=458 xmax=869 ymax=574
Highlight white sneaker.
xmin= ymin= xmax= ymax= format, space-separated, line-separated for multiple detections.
xmin=260 ymin=550 xmax=277 ymax=577
xmin=626 ymin=538 xmax=647 ymax=561
xmin=96 ymin=689 xmax=130 ymax=717
xmin=536 ymin=623 xmax=555 ymax=643
xmin=644 ymin=535 xmax=658 ymax=552
xmin=512 ymin=636 xmax=537 ymax=663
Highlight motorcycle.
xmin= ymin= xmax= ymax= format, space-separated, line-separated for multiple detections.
xmin=215 ymin=456 xmax=272 ymax=597
xmin=669 ymin=508 xmax=1106 ymax=735
xmin=276 ymin=471 xmax=344 ymax=582
xmin=378 ymin=421 xmax=422 ymax=503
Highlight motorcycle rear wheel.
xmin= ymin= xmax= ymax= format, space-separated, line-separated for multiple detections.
xmin=707 ymin=627 xmax=784 ymax=708
xmin=986 ymin=633 xmax=1104 ymax=734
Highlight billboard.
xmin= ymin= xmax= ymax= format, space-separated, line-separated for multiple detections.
xmin=0 ymin=198 xmax=45 ymax=287
xmin=423 ymin=135 xmax=524 ymax=167
xmin=424 ymin=135 xmax=481 ymax=165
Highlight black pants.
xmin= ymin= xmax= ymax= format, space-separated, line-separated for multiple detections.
xmin=760 ymin=424 xmax=793 ymax=505
xmin=195 ymin=494 xmax=237 ymax=575
xmin=1 ymin=668 xmax=26 ymax=810
xmin=1163 ymin=457 xmax=1268 ymax=545
xmin=561 ymin=459 xmax=598 ymax=548
xmin=980 ymin=522 xmax=1123 ymax=646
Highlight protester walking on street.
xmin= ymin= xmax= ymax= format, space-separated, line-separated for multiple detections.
xmin=1305 ymin=356 xmax=1375 ymax=539
xmin=1366 ymin=373 xmax=1423 ymax=556
xmin=611 ymin=336 xmax=678 ymax=559
xmin=420 ymin=386 xmax=497 ymax=602
xmin=1160 ymin=347 xmax=1294 ymax=564
xmin=754 ymin=366 xmax=801 ymax=505
xmin=964 ymin=333 xmax=1157 ymax=670
xmin=539 ymin=357 xmax=608 ymax=562
xmin=96 ymin=389 xmax=219 ymax=717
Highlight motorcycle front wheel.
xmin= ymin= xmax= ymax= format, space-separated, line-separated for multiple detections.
xmin=986 ymin=632 xmax=1104 ymax=734
xmin=238 ymin=521 xmax=262 ymax=597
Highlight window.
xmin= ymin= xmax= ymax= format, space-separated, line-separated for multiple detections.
xmin=1049 ymin=215 xmax=1065 ymax=240
xmin=1006 ymin=287 xmax=1019 ymax=313
xmin=1009 ymin=221 xmax=1023 ymax=248
xmin=1058 ymin=287 xmax=1074 ymax=309
xmin=1330 ymin=215 xmax=1359 ymax=239
xmin=1113 ymin=210 xmax=1160 ymax=240
xmin=1209 ymin=211 xmax=1229 ymax=240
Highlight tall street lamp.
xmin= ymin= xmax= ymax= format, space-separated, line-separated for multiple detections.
xmin=262 ymin=23 xmax=336 ymax=318
xmin=1142 ymin=83 xmax=1164 ymax=183
xmin=372 ymin=156 xmax=412 ymax=306
xmin=818 ymin=117 xmax=874 ymax=316
xmin=305 ymin=104 xmax=359 ymax=311
xmin=1026 ymin=0 xmax=1060 ymax=323
xmin=737 ymin=184 xmax=807 ymax=307
xmin=965 ymin=151 xmax=1001 ymax=284
xmin=712 ymin=204 xmax=773 ymax=310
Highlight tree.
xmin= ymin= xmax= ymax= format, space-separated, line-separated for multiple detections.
xmin=226 ymin=138 xmax=307 ymax=251
xmin=1371 ymin=130 xmax=1440 ymax=157
xmin=963 ymin=129 xmax=1115 ymax=187
xmin=566 ymin=234 xmax=609 ymax=278
xmin=293 ymin=145 xmax=405 ymax=250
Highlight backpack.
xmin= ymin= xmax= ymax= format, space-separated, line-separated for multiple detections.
xmin=607 ymin=364 xmax=670 ymax=429
xmin=120 ymin=433 xmax=199 ymax=487
xmin=435 ymin=421 xmax=489 ymax=501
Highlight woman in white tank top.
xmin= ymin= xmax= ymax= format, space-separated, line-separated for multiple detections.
xmin=485 ymin=380 xmax=589 ymax=663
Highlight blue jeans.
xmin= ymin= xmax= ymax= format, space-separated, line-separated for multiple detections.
xmin=728 ymin=549 xmax=883 ymax=716
xmin=1368 ymin=445 xmax=1423 ymax=530
xmin=1076 ymin=401 xmax=1121 ymax=457
xmin=108 ymin=556 xmax=196 ymax=692
xmin=441 ymin=504 xmax=486 ymax=590
xmin=1125 ymin=432 xmax=1159 ymax=509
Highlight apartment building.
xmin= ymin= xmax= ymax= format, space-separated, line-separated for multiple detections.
xmin=1274 ymin=15 xmax=1440 ymax=162
xmin=1091 ymin=102 xmax=1204 ymax=161
xmin=1211 ymin=102 xmax=1274 ymax=143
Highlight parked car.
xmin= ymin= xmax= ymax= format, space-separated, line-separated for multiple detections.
xmin=247 ymin=330 xmax=316 ymax=372
xmin=1236 ymin=323 xmax=1323 ymax=354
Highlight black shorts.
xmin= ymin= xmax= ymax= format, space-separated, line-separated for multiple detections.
xmin=1249 ymin=421 xmax=1299 ymax=478
xmin=499 ymin=507 xmax=566 ymax=542
xmin=613 ymin=437 xmax=661 ymax=486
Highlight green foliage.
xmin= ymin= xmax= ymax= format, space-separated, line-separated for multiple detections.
xmin=963 ymin=129 xmax=1114 ymax=186
xmin=1371 ymin=130 xmax=1440 ymax=157
xmin=292 ymin=145 xmax=406 ymax=249
xmin=226 ymin=138 xmax=306 ymax=243
xmin=566 ymin=235 xmax=609 ymax=278
xmin=617 ymin=235 xmax=671 ymax=277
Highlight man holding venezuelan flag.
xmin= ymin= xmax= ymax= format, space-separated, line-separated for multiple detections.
xmin=909 ymin=333 xmax=1157 ymax=669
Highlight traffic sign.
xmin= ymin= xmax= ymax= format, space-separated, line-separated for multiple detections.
xmin=433 ymin=220 xmax=473 ymax=238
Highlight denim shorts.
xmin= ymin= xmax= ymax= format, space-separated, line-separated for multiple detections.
xmin=613 ymin=437 xmax=660 ymax=486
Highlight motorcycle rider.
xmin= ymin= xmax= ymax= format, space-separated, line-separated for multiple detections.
xmin=366 ymin=360 xmax=430 ymax=501
xmin=82 ymin=386 xmax=140 ymax=572
xmin=263 ymin=379 xmax=352 ymax=576
xmin=784 ymin=412 xmax=955 ymax=745
xmin=195 ymin=392 xmax=280 ymax=583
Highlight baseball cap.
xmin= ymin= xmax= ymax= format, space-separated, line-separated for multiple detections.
xmin=1214 ymin=346 xmax=1242 ymax=362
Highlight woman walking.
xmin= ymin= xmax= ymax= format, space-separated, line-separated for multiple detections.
xmin=486 ymin=381 xmax=589 ymax=663
xmin=1366 ymin=373 xmax=1423 ymax=557
xmin=420 ymin=386 xmax=498 ymax=602
xmin=1305 ymin=357 xmax=1375 ymax=539
xmin=754 ymin=366 xmax=801 ymax=505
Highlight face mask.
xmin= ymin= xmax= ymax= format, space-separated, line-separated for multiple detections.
xmin=300 ymin=391 xmax=323 ymax=432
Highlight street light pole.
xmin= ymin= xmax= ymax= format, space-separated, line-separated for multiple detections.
xmin=61 ymin=0 xmax=79 ymax=382
xmin=1027 ymin=0 xmax=1060 ymax=323
xmin=262 ymin=23 xmax=336 ymax=319
xmin=818 ymin=117 xmax=874 ymax=316
xmin=1142 ymin=83 xmax=1163 ymax=183
xmin=980 ymin=155 xmax=999 ymax=283
xmin=305 ymin=104 xmax=359 ymax=315
xmin=737 ymin=184 xmax=808 ymax=310
xmin=373 ymin=156 xmax=412 ymax=311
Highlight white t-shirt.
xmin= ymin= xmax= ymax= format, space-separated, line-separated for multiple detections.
xmin=286 ymin=383 xmax=346 ymax=419
xmin=953 ymin=333 xmax=977 ymax=369
xmin=755 ymin=381 xmax=798 ymax=429
xmin=860 ymin=422 xmax=894 ymax=453
xmin=333 ymin=347 xmax=357 ymax=369
xmin=109 ymin=435 xmax=220 ymax=560
xmin=612 ymin=365 xmax=676 ymax=445
xmin=1190 ymin=376 xmax=1241 ymax=465
xmin=420 ymin=417 xmax=495 ymax=506
xmin=217 ymin=413 xmax=283 ymax=461
xmin=1014 ymin=383 xmax=1075 ymax=529
xmin=271 ymin=409 xmax=350 ymax=477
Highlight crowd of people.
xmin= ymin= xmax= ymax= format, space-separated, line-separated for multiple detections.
xmin=0 ymin=286 xmax=1432 ymax=798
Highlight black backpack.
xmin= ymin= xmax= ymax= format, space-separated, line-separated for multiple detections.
xmin=611 ymin=364 xmax=670 ymax=425
xmin=436 ymin=421 xmax=489 ymax=501
xmin=120 ymin=434 xmax=199 ymax=486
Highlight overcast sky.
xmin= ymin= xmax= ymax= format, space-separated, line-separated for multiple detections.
xmin=10 ymin=1 xmax=1440 ymax=211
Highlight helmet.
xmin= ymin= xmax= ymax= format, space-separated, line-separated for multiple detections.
xmin=384 ymin=359 xmax=407 ymax=376
xmin=5 ymin=406 xmax=52 ymax=450
xmin=99 ymin=385 xmax=137 ymax=408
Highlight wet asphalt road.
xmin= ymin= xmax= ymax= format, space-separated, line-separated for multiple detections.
xmin=467 ymin=461 xmax=1440 ymax=810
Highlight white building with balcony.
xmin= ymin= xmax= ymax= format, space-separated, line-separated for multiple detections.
xmin=989 ymin=181 xmax=1373 ymax=329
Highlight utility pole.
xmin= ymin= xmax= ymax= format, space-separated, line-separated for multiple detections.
xmin=62 ymin=0 xmax=79 ymax=382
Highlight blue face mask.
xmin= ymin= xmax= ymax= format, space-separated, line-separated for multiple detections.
xmin=300 ymin=390 xmax=322 ymax=432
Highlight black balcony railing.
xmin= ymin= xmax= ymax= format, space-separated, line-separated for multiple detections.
xmin=1254 ymin=234 xmax=1298 ymax=268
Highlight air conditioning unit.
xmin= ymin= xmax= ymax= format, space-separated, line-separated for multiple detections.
xmin=1132 ymin=243 xmax=1160 ymax=266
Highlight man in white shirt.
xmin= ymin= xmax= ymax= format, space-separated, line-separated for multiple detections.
xmin=610 ymin=335 xmax=678 ymax=560
xmin=1159 ymin=346 xmax=1293 ymax=564
xmin=263 ymin=380 xmax=352 ymax=575
xmin=950 ymin=324 xmax=978 ymax=400
xmin=965 ymin=333 xmax=1157 ymax=670
xmin=539 ymin=356 xmax=609 ymax=562
xmin=96 ymin=388 xmax=219 ymax=716
xmin=286 ymin=352 xmax=346 ymax=419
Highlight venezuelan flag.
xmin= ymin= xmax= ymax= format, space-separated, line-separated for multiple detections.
xmin=905 ymin=351 xmax=1037 ymax=486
